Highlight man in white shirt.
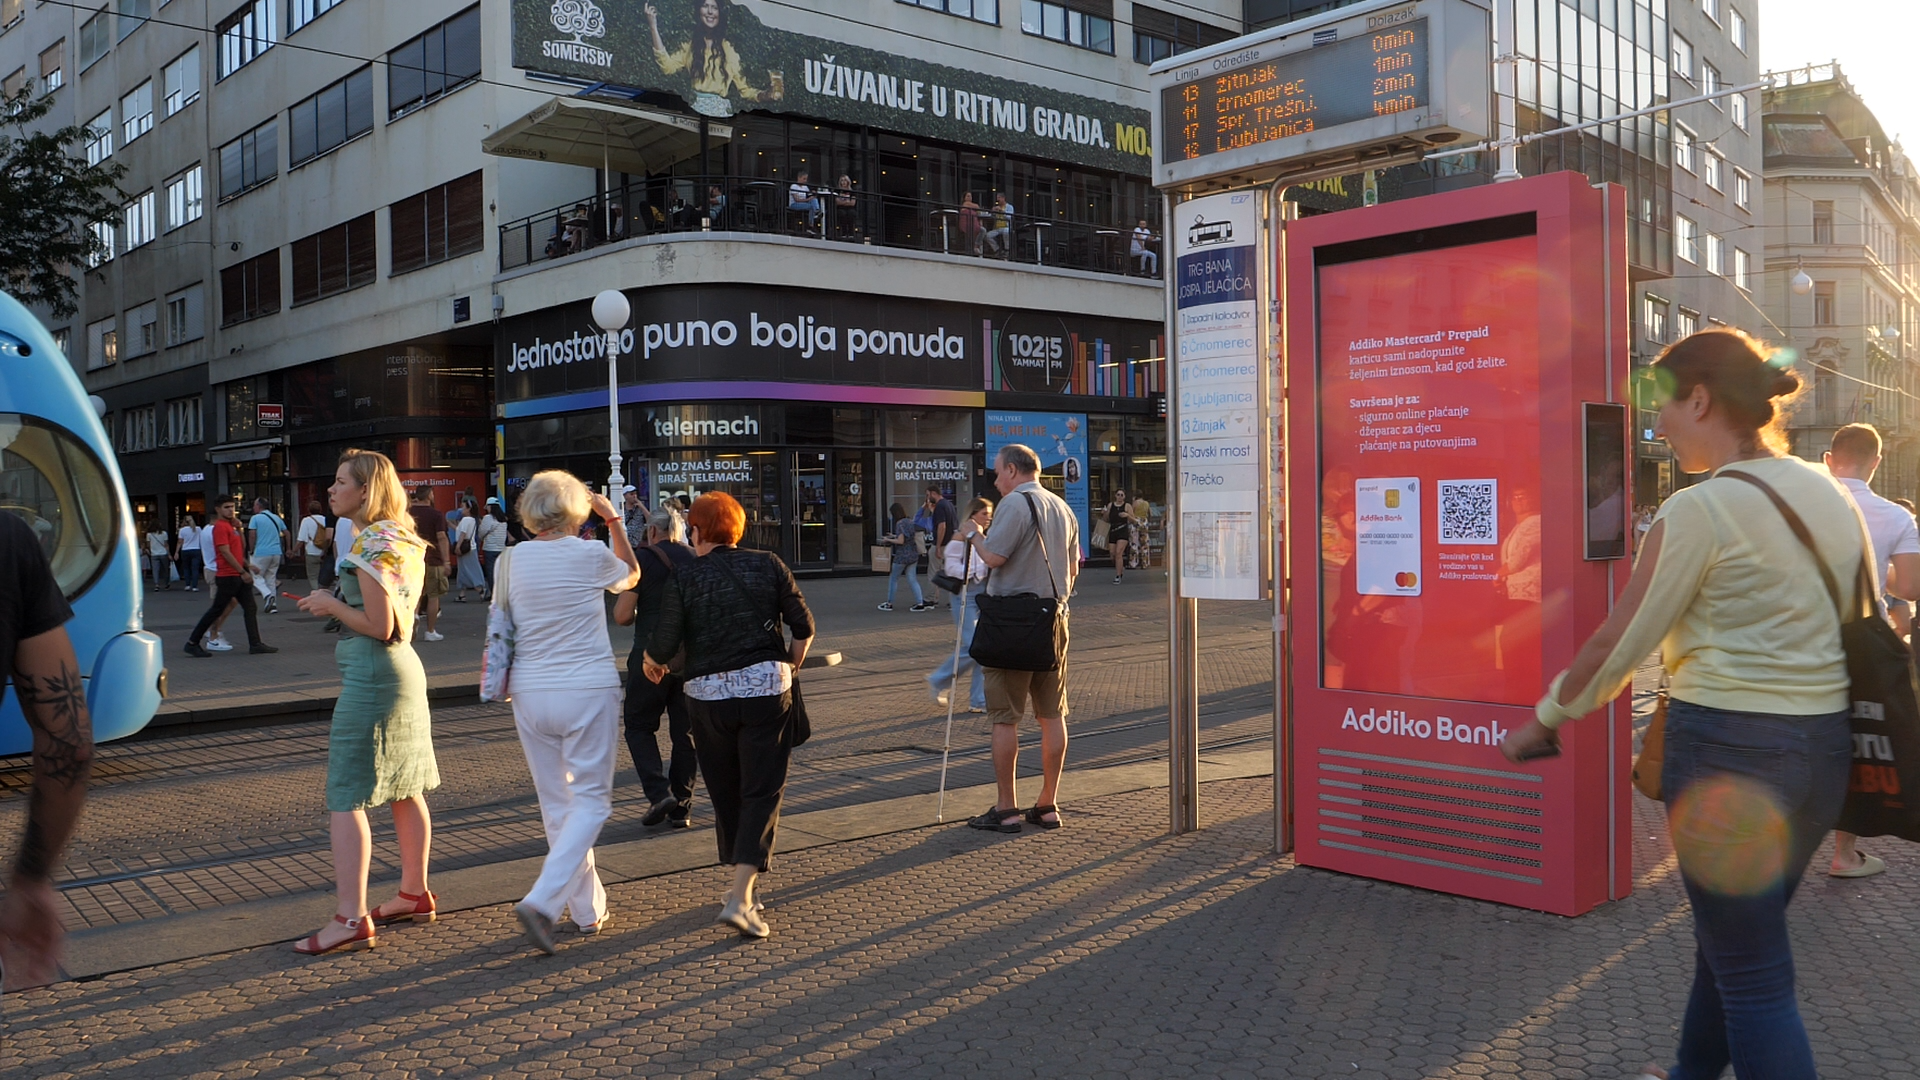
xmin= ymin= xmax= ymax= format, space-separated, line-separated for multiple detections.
xmin=1824 ymin=422 xmax=1920 ymax=878
xmin=296 ymin=501 xmax=331 ymax=587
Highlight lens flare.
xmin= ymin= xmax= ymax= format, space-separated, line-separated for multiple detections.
xmin=1667 ymin=772 xmax=1790 ymax=896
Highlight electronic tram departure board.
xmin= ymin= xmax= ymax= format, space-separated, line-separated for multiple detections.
xmin=1161 ymin=20 xmax=1431 ymax=166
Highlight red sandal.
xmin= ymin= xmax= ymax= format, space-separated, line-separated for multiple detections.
xmin=373 ymin=889 xmax=438 ymax=926
xmin=293 ymin=914 xmax=376 ymax=955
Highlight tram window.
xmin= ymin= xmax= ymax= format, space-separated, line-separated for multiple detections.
xmin=0 ymin=415 xmax=118 ymax=600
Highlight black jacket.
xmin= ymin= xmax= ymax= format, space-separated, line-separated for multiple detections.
xmin=625 ymin=541 xmax=698 ymax=659
xmin=647 ymin=547 xmax=814 ymax=680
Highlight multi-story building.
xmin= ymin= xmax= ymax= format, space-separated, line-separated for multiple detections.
xmin=1762 ymin=65 xmax=1920 ymax=497
xmin=4 ymin=0 xmax=1246 ymax=570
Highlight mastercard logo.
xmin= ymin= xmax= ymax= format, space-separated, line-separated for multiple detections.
xmin=1395 ymin=572 xmax=1418 ymax=588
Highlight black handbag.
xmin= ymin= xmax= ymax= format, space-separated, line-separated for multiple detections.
xmin=1724 ymin=470 xmax=1920 ymax=841
xmin=710 ymin=552 xmax=811 ymax=747
xmin=929 ymin=539 xmax=970 ymax=595
xmin=969 ymin=491 xmax=1068 ymax=672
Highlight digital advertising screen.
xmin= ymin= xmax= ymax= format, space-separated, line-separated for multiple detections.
xmin=1316 ymin=233 xmax=1542 ymax=706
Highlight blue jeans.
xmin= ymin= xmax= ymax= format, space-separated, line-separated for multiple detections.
xmin=928 ymin=590 xmax=985 ymax=709
xmin=1661 ymin=699 xmax=1852 ymax=1080
xmin=887 ymin=558 xmax=923 ymax=605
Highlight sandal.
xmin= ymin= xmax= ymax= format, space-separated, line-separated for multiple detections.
xmin=1025 ymin=804 xmax=1063 ymax=830
xmin=373 ymin=889 xmax=438 ymax=925
xmin=967 ymin=805 xmax=1022 ymax=833
xmin=293 ymin=914 xmax=376 ymax=955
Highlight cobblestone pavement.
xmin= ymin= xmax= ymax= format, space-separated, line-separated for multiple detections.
xmin=5 ymin=775 xmax=1915 ymax=1078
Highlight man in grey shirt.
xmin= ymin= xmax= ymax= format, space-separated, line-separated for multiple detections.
xmin=959 ymin=443 xmax=1078 ymax=832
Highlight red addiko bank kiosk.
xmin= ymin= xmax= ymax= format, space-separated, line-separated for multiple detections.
xmin=1284 ymin=171 xmax=1632 ymax=916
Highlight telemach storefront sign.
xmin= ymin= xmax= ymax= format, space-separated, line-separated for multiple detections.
xmin=510 ymin=0 xmax=1154 ymax=174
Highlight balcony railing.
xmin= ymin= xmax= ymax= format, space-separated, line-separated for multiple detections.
xmin=498 ymin=176 xmax=1164 ymax=281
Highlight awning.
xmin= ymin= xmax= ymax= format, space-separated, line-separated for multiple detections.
xmin=206 ymin=437 xmax=285 ymax=464
xmin=481 ymin=98 xmax=729 ymax=176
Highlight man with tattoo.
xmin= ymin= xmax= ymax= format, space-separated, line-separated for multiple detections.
xmin=0 ymin=510 xmax=93 ymax=989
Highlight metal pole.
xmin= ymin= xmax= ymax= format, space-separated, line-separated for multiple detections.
xmin=1166 ymin=189 xmax=1200 ymax=836
xmin=1492 ymin=0 xmax=1522 ymax=182
xmin=1271 ymin=192 xmax=1296 ymax=855
xmin=607 ymin=330 xmax=624 ymax=498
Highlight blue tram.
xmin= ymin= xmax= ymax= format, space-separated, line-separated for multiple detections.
xmin=0 ymin=291 xmax=164 ymax=755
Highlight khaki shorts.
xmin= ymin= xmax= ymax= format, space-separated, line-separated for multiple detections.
xmin=422 ymin=563 xmax=449 ymax=598
xmin=983 ymin=660 xmax=1068 ymax=731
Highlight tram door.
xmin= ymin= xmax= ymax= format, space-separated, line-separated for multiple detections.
xmin=792 ymin=452 xmax=832 ymax=570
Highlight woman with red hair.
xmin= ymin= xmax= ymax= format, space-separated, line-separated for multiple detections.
xmin=644 ymin=492 xmax=814 ymax=939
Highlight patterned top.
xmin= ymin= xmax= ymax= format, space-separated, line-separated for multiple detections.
xmin=342 ymin=519 xmax=426 ymax=642
xmin=684 ymin=660 xmax=793 ymax=702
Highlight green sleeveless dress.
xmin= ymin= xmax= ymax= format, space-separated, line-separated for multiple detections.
xmin=326 ymin=568 xmax=440 ymax=812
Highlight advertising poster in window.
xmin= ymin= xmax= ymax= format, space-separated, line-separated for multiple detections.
xmin=1317 ymin=234 xmax=1541 ymax=705
xmin=985 ymin=410 xmax=1088 ymax=557
xmin=1172 ymin=189 xmax=1262 ymax=600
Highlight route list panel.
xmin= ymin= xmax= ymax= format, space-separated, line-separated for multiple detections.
xmin=1316 ymin=234 xmax=1542 ymax=705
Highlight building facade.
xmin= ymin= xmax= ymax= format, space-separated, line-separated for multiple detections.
xmin=2 ymin=0 xmax=1255 ymax=570
xmin=1762 ymin=66 xmax=1920 ymax=497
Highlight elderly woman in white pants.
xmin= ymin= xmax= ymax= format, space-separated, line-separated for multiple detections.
xmin=502 ymin=470 xmax=640 ymax=954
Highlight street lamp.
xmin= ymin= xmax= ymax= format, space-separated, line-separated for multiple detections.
xmin=591 ymin=289 xmax=631 ymax=499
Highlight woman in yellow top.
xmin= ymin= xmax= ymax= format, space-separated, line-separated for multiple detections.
xmin=1503 ymin=329 xmax=1860 ymax=1080
xmin=645 ymin=0 xmax=783 ymax=117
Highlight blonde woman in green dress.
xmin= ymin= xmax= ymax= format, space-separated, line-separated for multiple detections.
xmin=291 ymin=449 xmax=440 ymax=955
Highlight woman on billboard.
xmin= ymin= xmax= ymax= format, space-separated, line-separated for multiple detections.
xmin=1502 ymin=330 xmax=1858 ymax=1080
xmin=644 ymin=0 xmax=784 ymax=117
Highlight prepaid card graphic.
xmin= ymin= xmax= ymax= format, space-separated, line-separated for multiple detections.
xmin=1355 ymin=478 xmax=1420 ymax=595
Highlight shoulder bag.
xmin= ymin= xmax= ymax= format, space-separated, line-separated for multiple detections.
xmin=969 ymin=491 xmax=1068 ymax=672
xmin=930 ymin=540 xmax=968 ymax=595
xmin=710 ymin=553 xmax=811 ymax=747
xmin=479 ymin=548 xmax=516 ymax=702
xmin=1723 ymin=469 xmax=1920 ymax=840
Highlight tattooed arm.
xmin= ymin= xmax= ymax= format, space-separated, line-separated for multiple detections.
xmin=1 ymin=626 xmax=93 ymax=988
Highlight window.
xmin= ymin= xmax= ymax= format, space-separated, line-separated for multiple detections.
xmin=79 ymin=8 xmax=111 ymax=69
xmin=1132 ymin=4 xmax=1234 ymax=64
xmin=164 ymin=283 xmax=204 ymax=345
xmin=1730 ymin=89 xmax=1747 ymax=130
xmin=126 ymin=300 xmax=157 ymax=356
xmin=1702 ymin=62 xmax=1721 ymax=108
xmin=1704 ymin=233 xmax=1723 ymax=274
xmin=220 ymin=249 xmax=279 ymax=325
xmin=1734 ymin=170 xmax=1751 ymax=211
xmin=39 ymin=41 xmax=63 ymax=94
xmin=1702 ymin=151 xmax=1722 ymax=191
xmin=84 ymin=107 xmax=112 ymax=164
xmin=162 ymin=45 xmax=199 ymax=116
xmin=1022 ymin=0 xmax=1113 ymax=54
xmin=1671 ymin=34 xmax=1692 ymax=82
xmin=389 ymin=171 xmax=483 ymax=274
xmin=119 ymin=80 xmax=152 ymax=143
xmin=217 ymin=118 xmax=276 ymax=200
xmin=124 ymin=189 xmax=155 ymax=249
xmin=1674 ymin=125 xmax=1693 ymax=172
xmin=898 ymin=0 xmax=997 ymax=24
xmin=290 ymin=212 xmax=375 ymax=305
xmin=1813 ymin=282 xmax=1836 ymax=326
xmin=216 ymin=0 xmax=275 ymax=79
xmin=290 ymin=0 xmax=343 ymax=32
xmin=1700 ymin=0 xmax=1719 ymax=22
xmin=1675 ymin=308 xmax=1699 ymax=340
xmin=164 ymin=165 xmax=202 ymax=229
xmin=116 ymin=0 xmax=149 ymax=39
xmin=1675 ymin=215 xmax=1697 ymax=263
xmin=1644 ymin=295 xmax=1669 ymax=342
xmin=1 ymin=0 xmax=20 ymax=30
xmin=387 ymin=6 xmax=480 ymax=120
xmin=119 ymin=406 xmax=156 ymax=453
xmin=1 ymin=68 xmax=25 ymax=107
xmin=289 ymin=65 xmax=372 ymax=166
xmin=87 ymin=220 xmax=114 ymax=266
xmin=1729 ymin=7 xmax=1747 ymax=52
xmin=1732 ymin=248 xmax=1751 ymax=290
xmin=165 ymin=396 xmax=202 ymax=445
xmin=1812 ymin=201 xmax=1834 ymax=244
xmin=50 ymin=327 xmax=69 ymax=358
xmin=86 ymin=316 xmax=116 ymax=369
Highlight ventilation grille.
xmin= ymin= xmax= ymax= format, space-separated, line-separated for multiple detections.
xmin=1312 ymin=747 xmax=1546 ymax=885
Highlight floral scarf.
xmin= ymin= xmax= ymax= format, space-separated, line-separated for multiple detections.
xmin=342 ymin=519 xmax=426 ymax=642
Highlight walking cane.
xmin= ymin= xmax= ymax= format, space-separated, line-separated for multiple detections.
xmin=935 ymin=545 xmax=973 ymax=823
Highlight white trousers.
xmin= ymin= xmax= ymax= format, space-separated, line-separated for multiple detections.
xmin=512 ymin=686 xmax=620 ymax=924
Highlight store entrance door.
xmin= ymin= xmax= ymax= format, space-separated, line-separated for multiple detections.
xmin=832 ymin=452 xmax=872 ymax=569
xmin=792 ymin=451 xmax=832 ymax=571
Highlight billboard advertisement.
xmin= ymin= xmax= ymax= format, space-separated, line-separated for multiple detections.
xmin=1172 ymin=190 xmax=1264 ymax=601
xmin=985 ymin=410 xmax=1088 ymax=558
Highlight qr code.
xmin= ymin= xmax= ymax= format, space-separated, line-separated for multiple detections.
xmin=1438 ymin=479 xmax=1498 ymax=545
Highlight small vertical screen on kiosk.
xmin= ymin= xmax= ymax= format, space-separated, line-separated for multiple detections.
xmin=1316 ymin=230 xmax=1542 ymax=707
xmin=1584 ymin=403 xmax=1628 ymax=561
